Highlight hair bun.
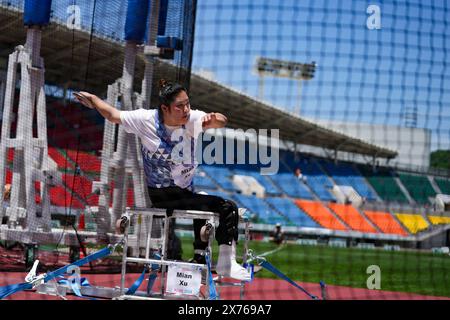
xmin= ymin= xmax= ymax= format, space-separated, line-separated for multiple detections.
xmin=159 ymin=79 xmax=168 ymax=89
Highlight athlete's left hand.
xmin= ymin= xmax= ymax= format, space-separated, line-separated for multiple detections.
xmin=202 ymin=112 xmax=227 ymax=129
xmin=201 ymin=113 xmax=217 ymax=129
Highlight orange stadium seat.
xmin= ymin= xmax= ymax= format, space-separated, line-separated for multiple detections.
xmin=364 ymin=211 xmax=409 ymax=236
xmin=328 ymin=203 xmax=378 ymax=233
xmin=294 ymin=199 xmax=348 ymax=231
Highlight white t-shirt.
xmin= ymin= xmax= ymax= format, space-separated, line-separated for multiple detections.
xmin=120 ymin=108 xmax=206 ymax=189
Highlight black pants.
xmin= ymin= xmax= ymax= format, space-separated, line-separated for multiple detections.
xmin=148 ymin=187 xmax=239 ymax=250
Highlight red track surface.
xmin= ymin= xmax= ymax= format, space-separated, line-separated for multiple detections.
xmin=1 ymin=272 xmax=448 ymax=300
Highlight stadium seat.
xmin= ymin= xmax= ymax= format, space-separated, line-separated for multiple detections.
xmin=66 ymin=150 xmax=101 ymax=173
xmin=196 ymin=190 xmax=231 ymax=200
xmin=265 ymin=197 xmax=319 ymax=228
xmin=364 ymin=210 xmax=409 ymax=236
xmin=233 ymin=168 xmax=282 ymax=196
xmin=269 ymin=173 xmax=314 ymax=199
xmin=427 ymin=215 xmax=450 ymax=225
xmin=7 ymin=148 xmax=14 ymax=163
xmin=193 ymin=169 xmax=218 ymax=190
xmin=285 ymin=156 xmax=336 ymax=201
xmin=395 ymin=213 xmax=429 ymax=234
xmin=49 ymin=186 xmax=84 ymax=209
xmin=200 ymin=165 xmax=237 ymax=192
xmin=126 ymin=188 xmax=135 ymax=208
xmin=294 ymin=199 xmax=348 ymax=231
xmin=62 ymin=174 xmax=99 ymax=206
xmin=358 ymin=165 xmax=409 ymax=203
xmin=47 ymin=99 xmax=105 ymax=151
xmin=5 ymin=169 xmax=12 ymax=184
xmin=233 ymin=194 xmax=288 ymax=225
xmin=328 ymin=203 xmax=378 ymax=233
xmin=434 ymin=177 xmax=450 ymax=195
xmin=48 ymin=147 xmax=74 ymax=169
xmin=102 ymin=180 xmax=137 ymax=208
xmin=398 ymin=173 xmax=437 ymax=205
xmin=34 ymin=181 xmax=41 ymax=204
xmin=319 ymin=160 xmax=378 ymax=201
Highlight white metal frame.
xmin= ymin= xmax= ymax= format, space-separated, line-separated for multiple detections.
xmin=117 ymin=207 xmax=250 ymax=300
xmin=0 ymin=27 xmax=62 ymax=233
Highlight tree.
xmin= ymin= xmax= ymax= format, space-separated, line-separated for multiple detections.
xmin=430 ymin=150 xmax=450 ymax=170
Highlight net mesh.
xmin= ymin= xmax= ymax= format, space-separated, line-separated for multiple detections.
xmin=0 ymin=0 xmax=449 ymax=300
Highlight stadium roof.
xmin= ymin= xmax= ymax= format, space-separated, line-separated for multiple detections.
xmin=0 ymin=6 xmax=397 ymax=159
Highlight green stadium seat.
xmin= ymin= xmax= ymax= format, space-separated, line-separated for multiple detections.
xmin=434 ymin=177 xmax=450 ymax=195
xmin=358 ymin=166 xmax=408 ymax=203
xmin=398 ymin=173 xmax=437 ymax=205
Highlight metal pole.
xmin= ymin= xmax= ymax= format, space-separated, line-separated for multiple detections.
xmin=120 ymin=221 xmax=129 ymax=295
xmin=239 ymin=220 xmax=250 ymax=300
xmin=145 ymin=214 xmax=154 ymax=259
xmin=258 ymin=75 xmax=264 ymax=100
xmin=294 ymin=79 xmax=303 ymax=116
xmin=160 ymin=213 xmax=171 ymax=297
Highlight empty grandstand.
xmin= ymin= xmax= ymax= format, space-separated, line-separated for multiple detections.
xmin=398 ymin=173 xmax=438 ymax=205
xmin=0 ymin=0 xmax=449 ymax=302
xmin=3 ymin=98 xmax=450 ymax=248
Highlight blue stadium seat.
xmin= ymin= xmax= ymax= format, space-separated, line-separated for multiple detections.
xmin=233 ymin=194 xmax=288 ymax=225
xmin=278 ymin=152 xmax=335 ymax=201
xmin=265 ymin=197 xmax=320 ymax=228
xmin=199 ymin=165 xmax=237 ymax=192
xmin=232 ymin=168 xmax=282 ymax=196
xmin=319 ymin=160 xmax=378 ymax=200
xmin=195 ymin=190 xmax=232 ymax=201
xmin=268 ymin=173 xmax=314 ymax=199
xmin=193 ymin=169 xmax=217 ymax=190
xmin=296 ymin=159 xmax=335 ymax=201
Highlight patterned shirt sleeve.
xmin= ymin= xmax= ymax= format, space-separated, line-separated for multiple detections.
xmin=120 ymin=109 xmax=149 ymax=136
xmin=188 ymin=109 xmax=207 ymax=137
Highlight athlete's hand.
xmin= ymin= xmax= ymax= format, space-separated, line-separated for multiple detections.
xmin=201 ymin=113 xmax=218 ymax=129
xmin=202 ymin=112 xmax=228 ymax=129
xmin=73 ymin=91 xmax=96 ymax=109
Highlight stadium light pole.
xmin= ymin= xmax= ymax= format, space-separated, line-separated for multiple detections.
xmin=255 ymin=57 xmax=316 ymax=116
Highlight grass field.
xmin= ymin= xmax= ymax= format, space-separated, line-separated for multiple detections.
xmin=16 ymin=236 xmax=450 ymax=298
xmin=180 ymin=237 xmax=450 ymax=297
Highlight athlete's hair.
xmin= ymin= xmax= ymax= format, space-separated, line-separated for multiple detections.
xmin=158 ymin=79 xmax=187 ymax=107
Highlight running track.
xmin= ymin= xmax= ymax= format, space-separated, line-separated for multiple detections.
xmin=1 ymin=272 xmax=448 ymax=300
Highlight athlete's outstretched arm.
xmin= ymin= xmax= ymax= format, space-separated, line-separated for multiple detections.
xmin=202 ymin=112 xmax=228 ymax=130
xmin=73 ymin=91 xmax=122 ymax=124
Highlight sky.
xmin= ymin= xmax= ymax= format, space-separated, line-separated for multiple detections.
xmin=192 ymin=0 xmax=450 ymax=151
xmin=2 ymin=0 xmax=449 ymax=151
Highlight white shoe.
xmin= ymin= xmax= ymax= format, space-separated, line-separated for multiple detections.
xmin=216 ymin=241 xmax=251 ymax=281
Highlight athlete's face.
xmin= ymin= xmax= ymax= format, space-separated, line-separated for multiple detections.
xmin=163 ymin=90 xmax=191 ymax=126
